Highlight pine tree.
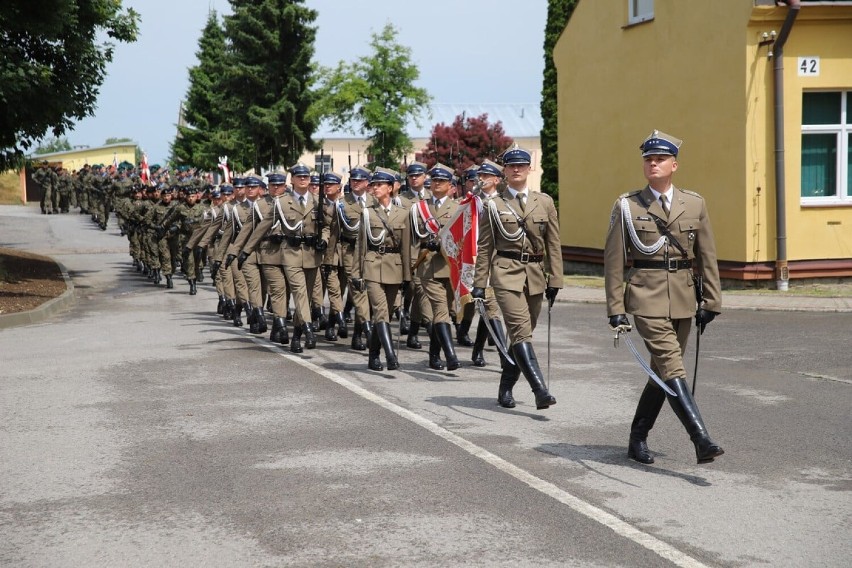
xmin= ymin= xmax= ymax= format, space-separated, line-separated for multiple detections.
xmin=420 ymin=114 xmax=513 ymax=174
xmin=170 ymin=10 xmax=231 ymax=169
xmin=313 ymin=23 xmax=431 ymax=170
xmin=222 ymin=0 xmax=319 ymax=171
xmin=540 ymin=0 xmax=579 ymax=203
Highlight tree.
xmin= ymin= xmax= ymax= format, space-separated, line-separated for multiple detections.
xmin=221 ymin=0 xmax=319 ymax=171
xmin=0 ymin=0 xmax=139 ymax=171
xmin=170 ymin=10 xmax=233 ymax=170
xmin=540 ymin=0 xmax=578 ymax=203
xmin=33 ymin=137 xmax=72 ymax=155
xmin=419 ymin=114 xmax=513 ymax=174
xmin=313 ymin=23 xmax=431 ymax=170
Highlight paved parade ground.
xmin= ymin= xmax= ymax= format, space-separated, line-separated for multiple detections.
xmin=1 ymin=204 xmax=850 ymax=567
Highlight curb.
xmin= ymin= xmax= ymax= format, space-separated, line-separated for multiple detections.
xmin=0 ymin=259 xmax=76 ymax=330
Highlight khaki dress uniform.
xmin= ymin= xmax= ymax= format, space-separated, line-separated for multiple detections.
xmin=604 ymin=130 xmax=724 ymax=465
xmin=473 ymin=172 xmax=562 ymax=411
xmin=321 ymin=196 xmax=348 ymax=341
xmin=411 ymin=189 xmax=460 ymax=371
xmin=340 ymin=191 xmax=375 ymax=350
xmin=398 ymin=183 xmax=433 ymax=348
xmin=353 ymin=196 xmax=412 ymax=371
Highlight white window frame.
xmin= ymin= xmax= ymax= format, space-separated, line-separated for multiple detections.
xmin=628 ymin=0 xmax=654 ymax=25
xmin=800 ymin=91 xmax=851 ymax=206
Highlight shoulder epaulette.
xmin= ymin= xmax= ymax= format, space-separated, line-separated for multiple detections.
xmin=679 ymin=188 xmax=702 ymax=198
xmin=618 ymin=189 xmax=642 ymax=199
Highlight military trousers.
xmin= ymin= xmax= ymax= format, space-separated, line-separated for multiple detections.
xmin=367 ymin=281 xmax=401 ymax=324
xmin=232 ymin=262 xmax=249 ymax=304
xmin=241 ymin=255 xmax=266 ymax=307
xmin=324 ymin=265 xmax=346 ymax=314
xmin=632 ymin=315 xmax=692 ymax=380
xmin=493 ymin=287 xmax=543 ymax=346
xmin=422 ymin=277 xmax=454 ymax=325
xmin=261 ymin=265 xmax=289 ymax=317
xmin=340 ymin=241 xmax=371 ymax=325
xmin=410 ymin=277 xmax=433 ymax=324
xmin=284 ymin=266 xmax=318 ymax=326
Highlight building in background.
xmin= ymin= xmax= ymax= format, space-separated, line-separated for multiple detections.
xmin=555 ymin=0 xmax=852 ymax=285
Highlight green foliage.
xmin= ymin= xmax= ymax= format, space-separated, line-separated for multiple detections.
xmin=0 ymin=0 xmax=139 ymax=171
xmin=220 ymin=0 xmax=320 ymax=171
xmin=421 ymin=114 xmax=513 ymax=173
xmin=540 ymin=0 xmax=578 ymax=204
xmin=313 ymin=23 xmax=431 ymax=170
xmin=104 ymin=137 xmax=133 ymax=145
xmin=33 ymin=137 xmax=72 ymax=154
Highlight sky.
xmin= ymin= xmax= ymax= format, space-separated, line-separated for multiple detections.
xmin=67 ymin=0 xmax=548 ymax=165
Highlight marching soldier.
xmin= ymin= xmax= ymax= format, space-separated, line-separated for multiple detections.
xmin=351 ymin=168 xmax=412 ymax=371
xmin=469 ymin=159 xmax=509 ymax=367
xmin=339 ymin=166 xmax=374 ymax=351
xmin=398 ymin=161 xmax=433 ymax=349
xmin=411 ymin=163 xmax=461 ymax=371
xmin=180 ymin=186 xmax=207 ymax=295
xmin=320 ymin=171 xmax=348 ymax=341
xmin=604 ymin=130 xmax=724 ymax=465
xmin=472 ymin=146 xmax=561 ymax=410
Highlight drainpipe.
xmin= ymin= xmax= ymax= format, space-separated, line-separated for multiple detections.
xmin=771 ymin=0 xmax=800 ymax=291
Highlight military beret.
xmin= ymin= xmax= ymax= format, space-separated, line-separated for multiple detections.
xmin=478 ymin=159 xmax=503 ymax=177
xmin=640 ymin=130 xmax=682 ymax=157
xmin=502 ymin=145 xmax=531 ymax=165
xmin=428 ymin=162 xmax=454 ymax=181
xmin=160 ymin=186 xmax=174 ymax=194
xmin=369 ymin=167 xmax=396 ymax=185
xmin=185 ymin=186 xmax=199 ymax=195
xmin=289 ymin=162 xmax=310 ymax=176
xmin=406 ymin=161 xmax=427 ymax=176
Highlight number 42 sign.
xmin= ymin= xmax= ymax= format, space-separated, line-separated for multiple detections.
xmin=798 ymin=56 xmax=820 ymax=77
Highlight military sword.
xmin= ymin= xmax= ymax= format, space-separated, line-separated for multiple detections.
xmin=474 ymin=299 xmax=515 ymax=366
xmin=611 ymin=325 xmax=677 ymax=397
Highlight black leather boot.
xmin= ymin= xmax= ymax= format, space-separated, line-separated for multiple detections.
xmin=627 ymin=382 xmax=667 ymax=464
xmin=232 ymin=302 xmax=243 ymax=327
xmin=512 ymin=342 xmax=556 ymax=410
xmin=351 ymin=322 xmax=366 ymax=351
xmin=336 ymin=312 xmax=348 ymax=339
xmin=217 ymin=296 xmax=226 ymax=314
xmin=249 ymin=307 xmax=264 ymax=334
xmin=363 ymin=321 xmax=373 ymax=352
xmin=498 ymin=361 xmax=521 ymax=408
xmin=280 ymin=320 xmax=289 ymax=345
xmin=368 ymin=323 xmax=384 ymax=371
xmin=665 ymin=378 xmax=725 ymax=464
xmin=311 ymin=306 xmax=323 ymax=331
xmin=269 ymin=317 xmax=283 ymax=343
xmin=256 ymin=308 xmax=268 ymax=333
xmin=189 ymin=279 xmax=197 ymax=295
xmin=399 ymin=308 xmax=411 ymax=335
xmin=304 ymin=323 xmax=317 ymax=349
xmin=285 ymin=307 xmax=293 ymax=322
xmin=456 ymin=318 xmax=474 ymax=347
xmin=290 ymin=323 xmax=303 ymax=353
xmin=165 ymin=274 xmax=174 ymax=289
xmin=491 ymin=320 xmax=508 ymax=368
xmin=153 ymin=268 xmax=162 ymax=285
xmin=428 ymin=323 xmax=445 ymax=370
xmin=471 ymin=319 xmax=488 ymax=367
xmin=436 ymin=322 xmax=460 ymax=371
xmin=406 ymin=320 xmax=422 ymax=349
xmin=377 ymin=321 xmax=399 ymax=370
xmin=223 ymin=299 xmax=234 ymax=320
xmin=245 ymin=302 xmax=255 ymax=325
xmin=325 ymin=311 xmax=338 ymax=341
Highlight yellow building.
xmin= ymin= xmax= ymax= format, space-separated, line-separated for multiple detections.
xmin=555 ymin=0 xmax=852 ymax=285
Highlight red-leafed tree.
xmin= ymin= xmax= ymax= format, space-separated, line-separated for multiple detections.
xmin=418 ymin=113 xmax=513 ymax=175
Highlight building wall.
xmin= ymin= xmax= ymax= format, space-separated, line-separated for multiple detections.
xmin=556 ymin=1 xmax=852 ymax=276
xmin=32 ymin=145 xmax=137 ymax=173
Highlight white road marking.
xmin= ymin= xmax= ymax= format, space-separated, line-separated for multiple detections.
xmin=259 ymin=340 xmax=711 ymax=568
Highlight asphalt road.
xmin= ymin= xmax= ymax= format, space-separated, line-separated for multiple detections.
xmin=1 ymin=207 xmax=850 ymax=567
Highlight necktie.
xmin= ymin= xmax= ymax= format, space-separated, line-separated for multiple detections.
xmin=517 ymin=192 xmax=526 ymax=212
xmin=299 ymin=195 xmax=305 ymax=210
xmin=660 ymin=195 xmax=669 ymax=218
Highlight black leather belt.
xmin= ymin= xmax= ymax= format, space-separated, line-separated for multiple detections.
xmin=285 ymin=234 xmax=317 ymax=247
xmin=367 ymin=243 xmax=400 ymax=254
xmin=632 ymin=259 xmax=693 ymax=271
xmin=497 ymin=250 xmax=544 ymax=263
xmin=340 ymin=235 xmax=357 ymax=245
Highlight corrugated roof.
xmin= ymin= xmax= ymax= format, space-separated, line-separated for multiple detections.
xmin=314 ymin=103 xmax=542 ymax=140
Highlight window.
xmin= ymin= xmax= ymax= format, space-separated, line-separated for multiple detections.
xmin=628 ymin=0 xmax=654 ymax=25
xmin=314 ymin=154 xmax=332 ymax=174
xmin=801 ymin=91 xmax=852 ymax=204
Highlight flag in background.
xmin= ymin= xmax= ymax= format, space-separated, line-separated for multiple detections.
xmin=438 ymin=193 xmax=480 ymax=322
xmin=218 ymin=156 xmax=231 ymax=184
xmin=112 ymin=153 xmax=118 ymax=170
xmin=141 ymin=152 xmax=150 ymax=184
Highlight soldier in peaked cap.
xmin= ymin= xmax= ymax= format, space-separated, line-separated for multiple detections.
xmin=472 ymin=145 xmax=561 ymax=411
xmin=351 ymin=168 xmax=413 ymax=371
xmin=339 ymin=165 xmax=376 ymax=351
xmin=411 ymin=162 xmax=461 ymax=371
xmin=319 ymin=171 xmax=349 ymax=341
xmin=226 ymin=175 xmax=270 ymax=334
xmin=604 ymin=130 xmax=724 ymax=465
xmin=469 ymin=159 xmax=509 ymax=368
